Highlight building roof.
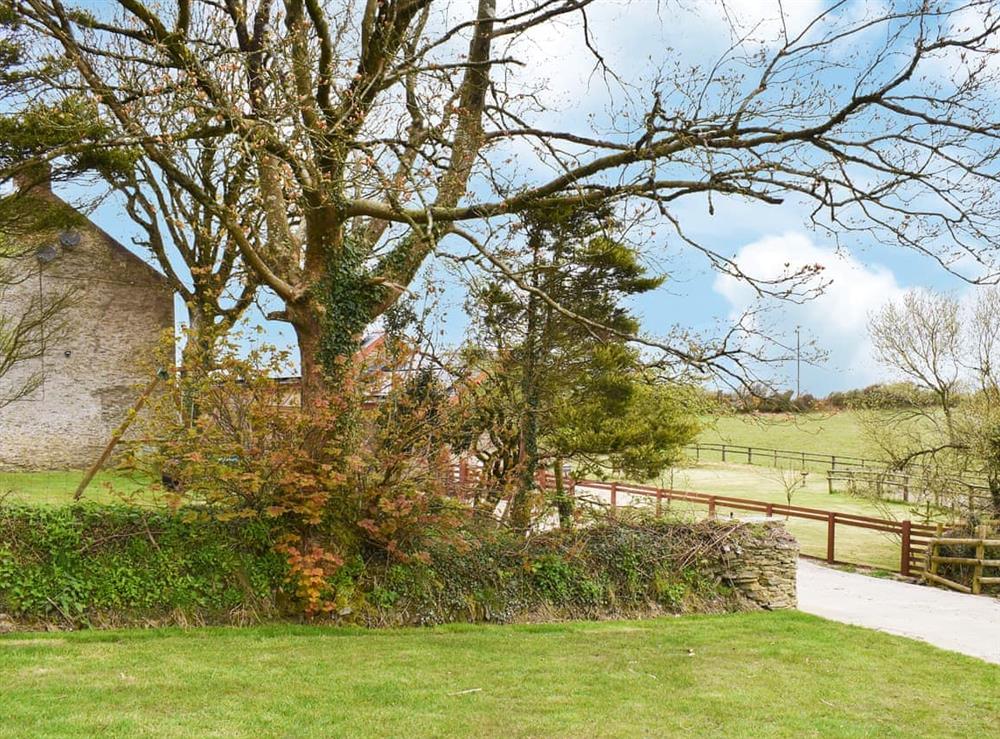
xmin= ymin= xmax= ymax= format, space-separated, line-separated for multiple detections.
xmin=8 ymin=166 xmax=172 ymax=289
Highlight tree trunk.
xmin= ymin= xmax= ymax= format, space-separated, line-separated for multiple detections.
xmin=509 ymin=245 xmax=542 ymax=533
xmin=181 ymin=307 xmax=220 ymax=368
xmin=290 ymin=306 xmax=330 ymax=414
xmin=554 ymin=458 xmax=573 ymax=529
xmin=293 ymin=320 xmax=327 ymax=413
xmin=178 ymin=305 xmax=217 ymax=424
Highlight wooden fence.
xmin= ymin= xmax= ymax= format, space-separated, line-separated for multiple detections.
xmin=924 ymin=532 xmax=1000 ymax=594
xmin=689 ymin=442 xmax=993 ymax=514
xmin=826 ymin=468 xmax=993 ymax=511
xmin=448 ymin=461 xmax=938 ymax=577
xmin=687 ymin=442 xmax=878 ymax=471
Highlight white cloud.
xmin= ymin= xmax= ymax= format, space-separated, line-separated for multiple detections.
xmin=500 ymin=0 xmax=830 ymax=113
xmin=714 ymin=232 xmax=907 ymax=390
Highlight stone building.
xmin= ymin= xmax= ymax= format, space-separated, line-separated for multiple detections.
xmin=0 ymin=171 xmax=174 ymax=470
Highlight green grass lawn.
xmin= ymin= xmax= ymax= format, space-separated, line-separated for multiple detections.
xmin=1 ymin=613 xmax=996 ymax=737
xmin=0 ymin=469 xmax=157 ymax=507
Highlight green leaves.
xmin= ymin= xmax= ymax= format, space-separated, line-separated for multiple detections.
xmin=464 ymin=205 xmax=699 ymax=508
xmin=0 ymin=96 xmax=132 ymax=179
xmin=0 ymin=504 xmax=284 ymax=624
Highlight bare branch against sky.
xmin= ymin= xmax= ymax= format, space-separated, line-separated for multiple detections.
xmin=4 ymin=0 xmax=1000 ymax=396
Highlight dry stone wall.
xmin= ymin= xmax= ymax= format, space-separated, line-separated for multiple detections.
xmin=711 ymin=520 xmax=799 ymax=609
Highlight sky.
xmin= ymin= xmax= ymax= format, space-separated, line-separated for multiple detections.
xmin=58 ymin=0 xmax=989 ymax=396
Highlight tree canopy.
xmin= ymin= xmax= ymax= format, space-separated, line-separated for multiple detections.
xmin=3 ymin=1 xmax=1000 ymax=402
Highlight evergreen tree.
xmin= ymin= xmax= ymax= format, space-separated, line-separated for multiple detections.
xmin=463 ymin=206 xmax=700 ymax=529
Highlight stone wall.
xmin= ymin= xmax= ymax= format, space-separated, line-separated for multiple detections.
xmin=711 ymin=520 xmax=799 ymax=609
xmin=0 ymin=184 xmax=173 ymax=470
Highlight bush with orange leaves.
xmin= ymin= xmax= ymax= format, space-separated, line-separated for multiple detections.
xmin=123 ymin=334 xmax=469 ymax=617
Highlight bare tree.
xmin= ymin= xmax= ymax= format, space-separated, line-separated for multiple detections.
xmin=763 ymin=465 xmax=809 ymax=515
xmin=111 ymin=152 xmax=260 ymax=370
xmin=865 ymin=287 xmax=1000 ymax=518
xmin=6 ymin=0 xmax=1000 ymax=410
xmin=869 ymin=290 xmax=963 ymax=439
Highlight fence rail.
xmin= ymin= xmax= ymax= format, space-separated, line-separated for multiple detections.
xmin=825 ymin=468 xmax=994 ymax=510
xmin=448 ymin=461 xmax=939 ymax=577
xmin=687 ymin=442 xmax=879 ymax=471
xmin=689 ymin=442 xmax=993 ymax=512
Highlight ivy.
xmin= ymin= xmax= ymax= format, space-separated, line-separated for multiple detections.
xmin=314 ymin=239 xmax=380 ymax=378
xmin=0 ymin=504 xmax=285 ymax=626
xmin=0 ymin=504 xmax=767 ymax=629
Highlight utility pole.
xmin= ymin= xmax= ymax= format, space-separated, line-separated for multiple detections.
xmin=795 ymin=325 xmax=801 ymax=398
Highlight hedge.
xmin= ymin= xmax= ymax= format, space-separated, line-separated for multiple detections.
xmin=0 ymin=504 xmax=763 ymax=630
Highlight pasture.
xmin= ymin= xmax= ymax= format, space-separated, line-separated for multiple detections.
xmin=699 ymin=411 xmax=880 ymax=460
xmin=1 ymin=613 xmax=996 ymax=737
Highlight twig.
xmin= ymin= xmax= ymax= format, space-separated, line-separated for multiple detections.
xmin=449 ymin=688 xmax=482 ymax=696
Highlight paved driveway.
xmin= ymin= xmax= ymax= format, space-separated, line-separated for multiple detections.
xmin=797 ymin=559 xmax=1000 ymax=664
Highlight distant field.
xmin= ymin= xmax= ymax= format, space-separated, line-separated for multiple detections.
xmin=698 ymin=411 xmax=882 ymax=460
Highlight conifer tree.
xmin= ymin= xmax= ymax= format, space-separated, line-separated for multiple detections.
xmin=464 ymin=206 xmax=700 ymax=529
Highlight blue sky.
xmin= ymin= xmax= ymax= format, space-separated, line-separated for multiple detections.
xmin=58 ymin=0 xmax=988 ymax=396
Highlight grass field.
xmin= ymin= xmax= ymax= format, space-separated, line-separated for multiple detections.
xmin=1 ymin=613 xmax=996 ymax=737
xmin=699 ymin=411 xmax=881 ymax=460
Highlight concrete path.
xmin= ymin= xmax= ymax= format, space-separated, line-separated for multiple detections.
xmin=797 ymin=560 xmax=1000 ymax=664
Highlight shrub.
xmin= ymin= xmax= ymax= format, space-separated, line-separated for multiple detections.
xmin=352 ymin=517 xmax=766 ymax=626
xmin=0 ymin=504 xmax=286 ymax=627
xmin=121 ymin=335 xmax=469 ymax=616
xmin=826 ymin=382 xmax=946 ymax=410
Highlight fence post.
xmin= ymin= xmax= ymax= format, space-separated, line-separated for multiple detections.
xmin=610 ymin=482 xmax=618 ymax=515
xmin=656 ymin=488 xmax=663 ymax=517
xmin=708 ymin=496 xmax=717 ymax=519
xmin=973 ymin=527 xmax=986 ymax=595
xmin=900 ymin=520 xmax=911 ymax=577
xmin=831 ymin=455 xmax=837 ymax=471
xmin=826 ymin=512 xmax=836 ymax=563
xmin=721 ymin=445 xmax=727 ymax=462
xmin=695 ymin=443 xmax=700 ymax=462
xmin=801 ymin=451 xmax=807 ymax=470
xmin=747 ymin=447 xmax=752 ymax=464
xmin=928 ymin=540 xmax=940 ymax=582
xmin=765 ymin=503 xmax=773 ymax=518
